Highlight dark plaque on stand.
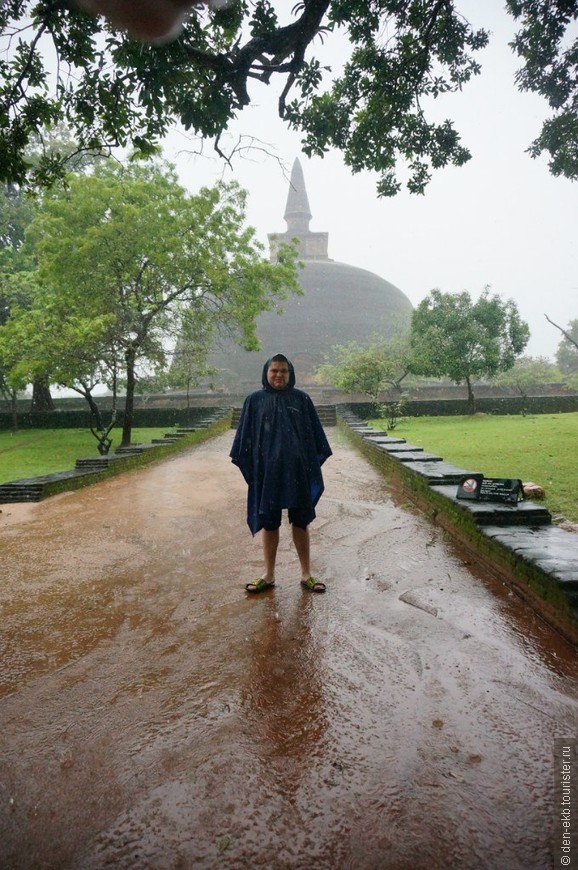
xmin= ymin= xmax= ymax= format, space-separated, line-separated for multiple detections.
xmin=456 ymin=474 xmax=524 ymax=505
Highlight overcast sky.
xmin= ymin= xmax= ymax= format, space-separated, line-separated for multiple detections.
xmin=161 ymin=0 xmax=576 ymax=361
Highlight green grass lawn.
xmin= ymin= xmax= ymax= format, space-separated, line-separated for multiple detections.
xmin=368 ymin=412 xmax=578 ymax=523
xmin=0 ymin=428 xmax=172 ymax=483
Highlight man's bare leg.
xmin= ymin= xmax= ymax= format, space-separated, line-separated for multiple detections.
xmin=262 ymin=528 xmax=279 ymax=582
xmin=292 ymin=525 xmax=311 ymax=581
xmin=293 ymin=525 xmax=326 ymax=591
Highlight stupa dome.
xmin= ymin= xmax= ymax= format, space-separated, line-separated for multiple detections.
xmin=211 ymin=159 xmax=413 ymax=390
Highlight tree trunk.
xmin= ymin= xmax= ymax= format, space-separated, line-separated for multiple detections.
xmin=186 ymin=376 xmax=192 ymax=425
xmin=121 ymin=348 xmax=136 ymax=447
xmin=10 ymin=391 xmax=18 ymax=431
xmin=465 ymin=377 xmax=476 ymax=414
xmin=31 ymin=378 xmax=54 ymax=411
xmin=79 ymin=388 xmax=104 ymax=431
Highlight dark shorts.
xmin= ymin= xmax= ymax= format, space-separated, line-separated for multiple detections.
xmin=262 ymin=508 xmax=311 ymax=531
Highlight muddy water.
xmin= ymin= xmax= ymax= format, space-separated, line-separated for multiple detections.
xmin=0 ymin=431 xmax=577 ymax=869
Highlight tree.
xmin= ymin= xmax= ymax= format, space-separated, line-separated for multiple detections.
xmin=318 ymin=334 xmax=413 ymax=427
xmin=0 ymin=270 xmax=40 ymax=428
xmin=492 ymin=355 xmax=564 ymax=414
xmin=318 ymin=335 xmax=412 ymax=401
xmin=409 ymin=289 xmax=530 ymax=413
xmin=163 ymin=315 xmax=217 ymax=421
xmin=508 ymin=0 xmax=578 ymax=180
xmin=2 ymin=292 xmax=123 ymax=445
xmin=0 ymin=184 xmax=39 ymax=422
xmin=1 ymin=2 xmax=576 ymax=194
xmin=1 ymin=177 xmax=58 ymax=413
xmin=0 ymin=185 xmax=37 ymax=257
xmin=1 ymin=131 xmax=113 ymax=424
xmin=549 ymin=316 xmax=578 ymax=387
xmin=3 ymin=159 xmax=299 ymax=446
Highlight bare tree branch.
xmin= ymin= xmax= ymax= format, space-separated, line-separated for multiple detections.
xmin=545 ymin=314 xmax=578 ymax=352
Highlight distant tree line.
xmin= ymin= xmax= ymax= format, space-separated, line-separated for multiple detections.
xmin=319 ymin=289 xmax=578 ymax=418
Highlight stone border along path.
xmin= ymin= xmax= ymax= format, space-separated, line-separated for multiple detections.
xmin=338 ymin=408 xmax=578 ymax=646
xmin=0 ymin=410 xmax=231 ymax=504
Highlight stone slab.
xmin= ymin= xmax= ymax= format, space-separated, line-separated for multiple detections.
xmin=391 ymin=451 xmax=443 ymax=463
xmin=350 ymin=426 xmax=385 ymax=434
xmin=76 ymin=455 xmax=127 ymax=468
xmin=376 ymin=442 xmax=424 ymax=453
xmin=0 ymin=468 xmax=102 ymax=503
xmin=406 ymin=461 xmax=483 ymax=484
xmin=430 ymin=484 xmax=552 ymax=526
xmin=363 ymin=434 xmax=407 ymax=445
xmin=481 ymin=524 xmax=578 ymax=587
xmin=483 ymin=525 xmax=577 ymax=553
xmin=531 ymin=564 xmax=578 ymax=586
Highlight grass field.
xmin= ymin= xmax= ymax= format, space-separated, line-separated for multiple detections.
xmin=0 ymin=428 xmax=171 ymax=483
xmin=367 ymin=412 xmax=578 ymax=523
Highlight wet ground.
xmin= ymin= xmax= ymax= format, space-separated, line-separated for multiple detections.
xmin=1 ymin=430 xmax=577 ymax=869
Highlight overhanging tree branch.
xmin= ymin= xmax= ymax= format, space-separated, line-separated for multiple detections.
xmin=2 ymin=1 xmax=576 ymax=193
xmin=545 ymin=313 xmax=578 ymax=352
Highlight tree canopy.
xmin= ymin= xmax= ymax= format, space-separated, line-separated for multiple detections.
xmin=0 ymin=160 xmax=299 ymax=443
xmin=409 ymin=288 xmax=530 ymax=413
xmin=317 ymin=334 xmax=412 ymax=401
xmin=1 ymin=1 xmax=577 ymax=194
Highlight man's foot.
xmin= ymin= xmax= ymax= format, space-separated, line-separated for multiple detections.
xmin=301 ymin=576 xmax=326 ymax=593
xmin=245 ymin=578 xmax=276 ymax=594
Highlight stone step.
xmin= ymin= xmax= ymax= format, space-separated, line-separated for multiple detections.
xmin=375 ymin=441 xmax=424 ymax=453
xmin=431 ymin=484 xmax=552 ymax=527
xmin=231 ymin=404 xmax=337 ymax=428
xmin=363 ymin=434 xmax=406 ymax=445
xmin=196 ymin=415 xmax=228 ymax=427
xmin=404 ymin=460 xmax=484 ymax=485
xmin=0 ymin=469 xmax=100 ymax=503
xmin=483 ymin=525 xmax=578 ymax=589
xmin=315 ymin=405 xmax=337 ymax=425
xmin=75 ymin=456 xmax=125 ymax=469
xmin=393 ymin=451 xmax=444 ymax=463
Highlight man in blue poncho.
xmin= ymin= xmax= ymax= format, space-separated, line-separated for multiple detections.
xmin=230 ymin=353 xmax=332 ymax=594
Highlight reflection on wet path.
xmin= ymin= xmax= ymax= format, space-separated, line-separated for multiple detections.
xmin=1 ymin=432 xmax=577 ymax=868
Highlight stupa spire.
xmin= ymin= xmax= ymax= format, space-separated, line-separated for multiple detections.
xmin=284 ymin=158 xmax=312 ymax=234
xmin=268 ymin=156 xmax=330 ymax=262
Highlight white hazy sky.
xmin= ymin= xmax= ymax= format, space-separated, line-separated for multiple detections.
xmin=160 ymin=0 xmax=576 ymax=361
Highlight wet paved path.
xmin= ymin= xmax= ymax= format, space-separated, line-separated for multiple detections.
xmin=1 ymin=431 xmax=577 ymax=869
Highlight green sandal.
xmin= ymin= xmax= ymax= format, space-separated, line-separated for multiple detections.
xmin=245 ymin=578 xmax=276 ymax=594
xmin=301 ymin=577 xmax=326 ymax=593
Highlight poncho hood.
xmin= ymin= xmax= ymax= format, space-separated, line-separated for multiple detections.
xmin=262 ymin=353 xmax=296 ymax=391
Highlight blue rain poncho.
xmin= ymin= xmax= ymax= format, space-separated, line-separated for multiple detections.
xmin=230 ymin=355 xmax=332 ymax=535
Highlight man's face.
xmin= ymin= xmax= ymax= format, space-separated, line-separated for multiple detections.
xmin=267 ymin=360 xmax=290 ymax=390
